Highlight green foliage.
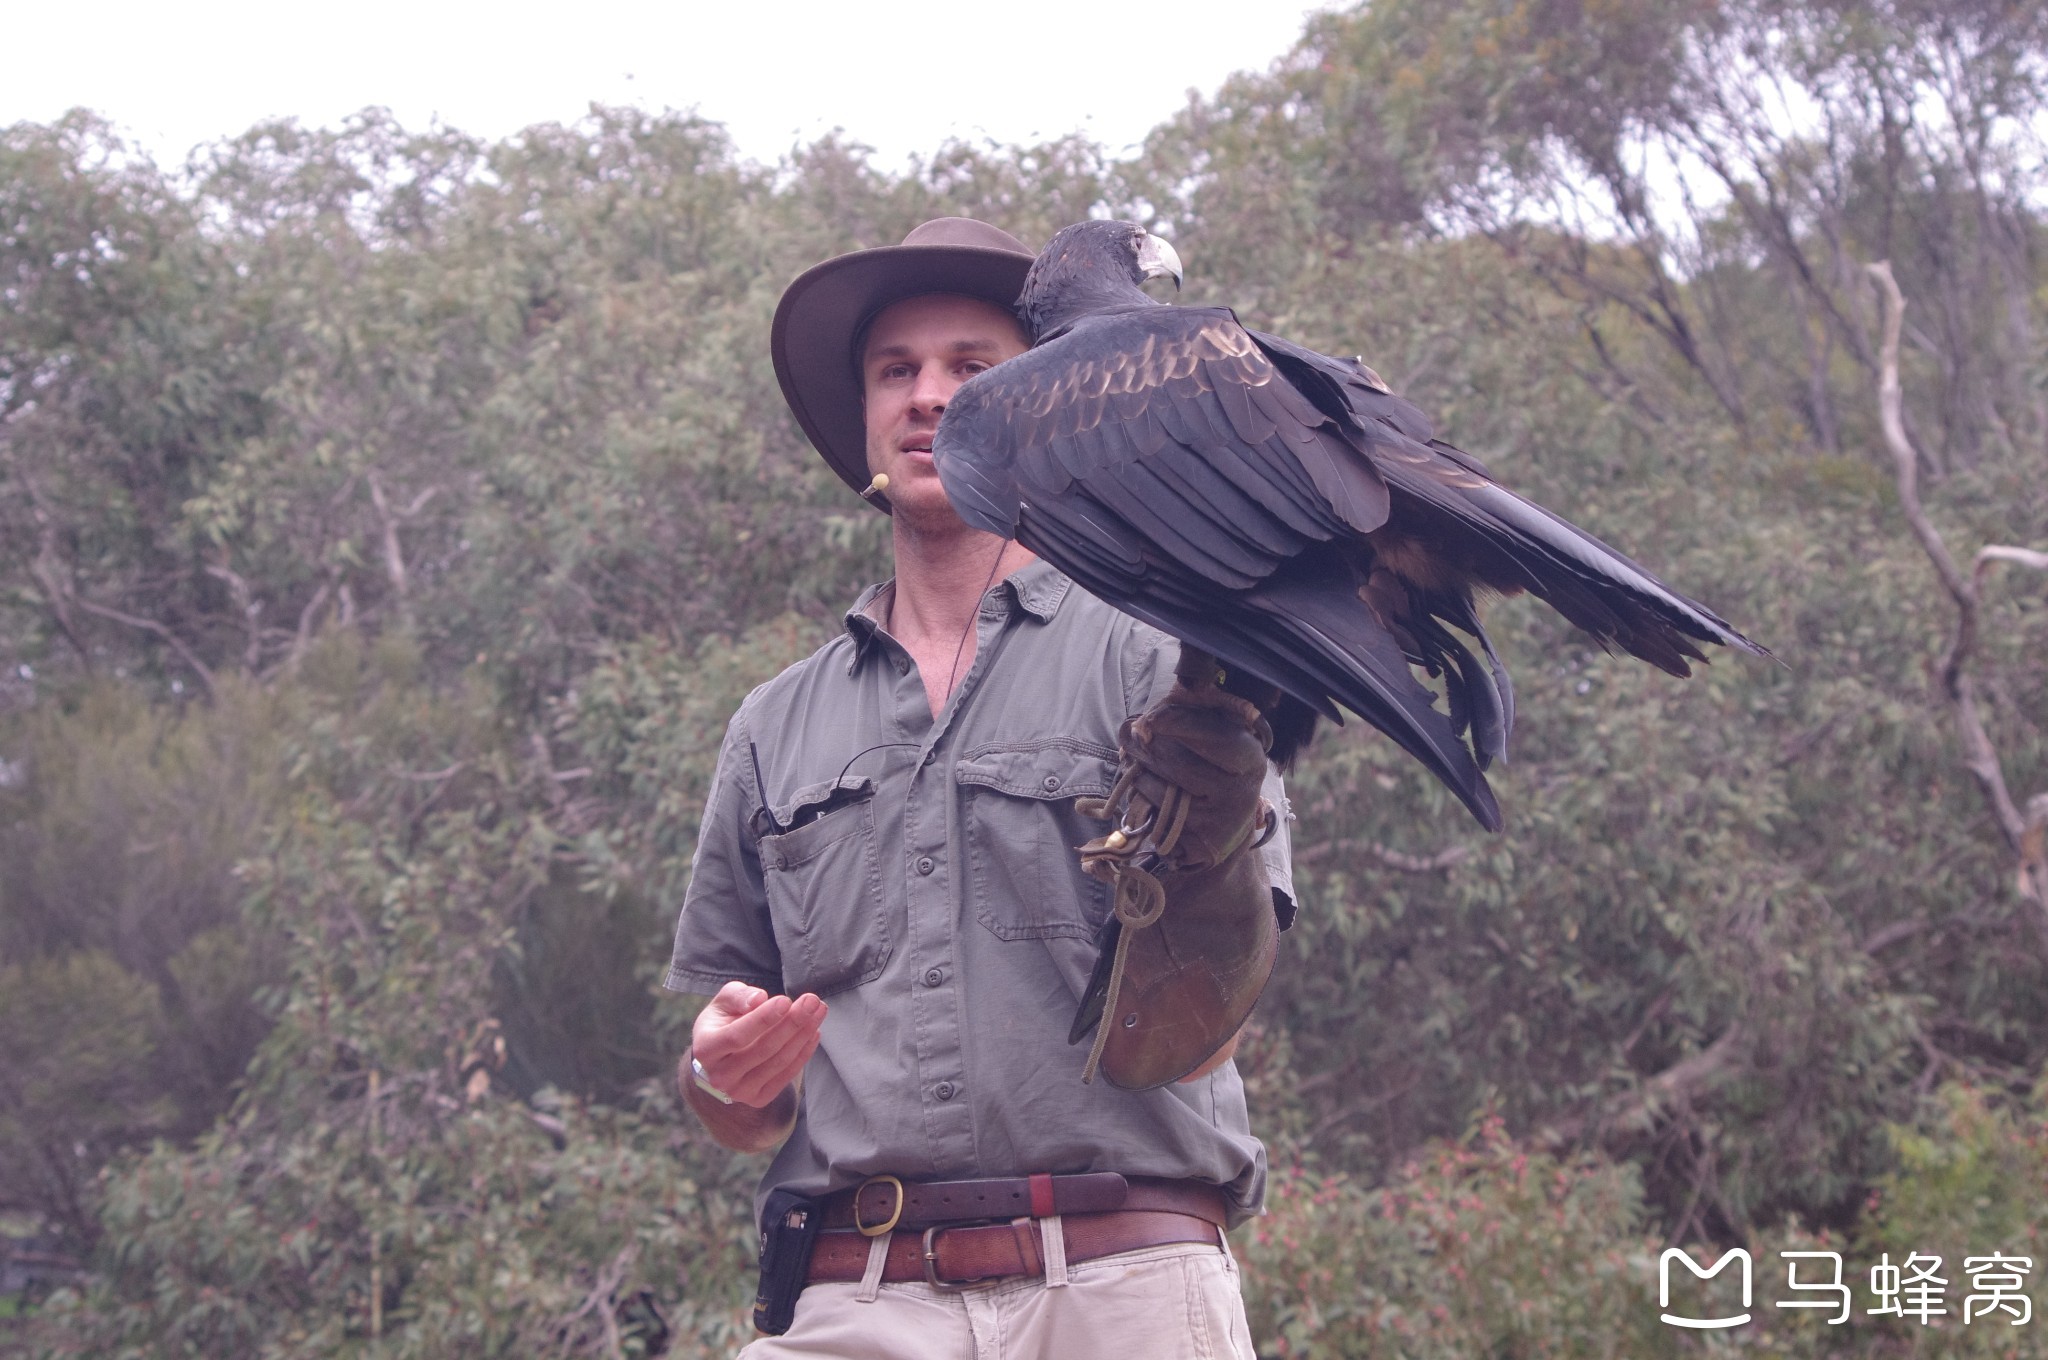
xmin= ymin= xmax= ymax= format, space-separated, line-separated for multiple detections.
xmin=1242 ymin=1120 xmax=1670 ymax=1358
xmin=1864 ymin=1087 xmax=2048 ymax=1285
xmin=0 ymin=682 xmax=286 ymax=1248
xmin=0 ymin=953 xmax=165 ymax=1249
xmin=30 ymin=1095 xmax=760 ymax=1359
xmin=3 ymin=2 xmax=2047 ymax=1350
xmin=1730 ymin=1085 xmax=2048 ymax=1357
xmin=8 ymin=633 xmax=766 ymax=1356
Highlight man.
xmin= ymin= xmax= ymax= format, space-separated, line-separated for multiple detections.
xmin=666 ymin=218 xmax=1291 ymax=1358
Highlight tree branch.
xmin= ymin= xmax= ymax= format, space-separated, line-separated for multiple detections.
xmin=204 ymin=558 xmax=263 ymax=671
xmin=366 ymin=470 xmax=437 ymax=626
xmin=1293 ymin=837 xmax=1470 ymax=873
xmin=68 ymin=596 xmax=216 ymax=698
xmin=1867 ymin=259 xmax=2048 ymax=937
xmin=1540 ymin=1023 xmax=1747 ymax=1148
xmin=365 ymin=469 xmax=408 ymax=608
xmin=20 ymin=473 xmax=93 ymax=669
xmin=1604 ymin=1024 xmax=1746 ymax=1135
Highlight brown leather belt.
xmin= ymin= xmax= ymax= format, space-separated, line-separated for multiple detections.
xmin=808 ymin=1210 xmax=1221 ymax=1289
xmin=819 ymin=1172 xmax=1225 ymax=1233
xmin=807 ymin=1175 xmax=1228 ymax=1290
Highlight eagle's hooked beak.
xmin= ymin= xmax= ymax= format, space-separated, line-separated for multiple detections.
xmin=1137 ymin=233 xmax=1183 ymax=291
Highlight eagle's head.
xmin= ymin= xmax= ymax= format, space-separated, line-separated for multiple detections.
xmin=1019 ymin=220 xmax=1184 ymax=341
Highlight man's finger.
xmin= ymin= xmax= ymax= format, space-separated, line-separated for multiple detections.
xmin=726 ymin=1024 xmax=822 ymax=1105
xmin=709 ymin=994 xmax=824 ymax=1075
xmin=708 ymin=980 xmax=770 ymax=1018
xmin=694 ymin=991 xmax=827 ymax=1091
xmin=727 ymin=1010 xmax=825 ymax=1093
xmin=731 ymin=1018 xmax=826 ymax=1105
xmin=702 ymin=992 xmax=792 ymax=1052
xmin=704 ymin=991 xmax=824 ymax=1046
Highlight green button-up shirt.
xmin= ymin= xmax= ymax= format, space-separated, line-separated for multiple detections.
xmin=665 ymin=561 xmax=1293 ymax=1224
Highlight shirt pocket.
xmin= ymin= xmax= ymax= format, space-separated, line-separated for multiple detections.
xmin=955 ymin=740 xmax=1120 ymax=941
xmin=758 ymin=776 xmax=890 ymax=997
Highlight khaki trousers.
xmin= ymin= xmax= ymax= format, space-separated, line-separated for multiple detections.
xmin=737 ymin=1237 xmax=1257 ymax=1360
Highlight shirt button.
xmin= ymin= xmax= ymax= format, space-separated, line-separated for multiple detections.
xmin=923 ymin=967 xmax=944 ymax=987
xmin=923 ymin=749 xmax=938 ymax=767
xmin=934 ymin=1081 xmax=956 ymax=1101
xmin=916 ymin=856 xmax=936 ymax=876
xmin=1042 ymin=774 xmax=1061 ymax=792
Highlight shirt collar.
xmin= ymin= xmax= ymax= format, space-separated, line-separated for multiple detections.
xmin=841 ymin=562 xmax=1073 ymax=672
xmin=843 ymin=582 xmax=893 ymax=671
xmin=999 ymin=559 xmax=1073 ymax=622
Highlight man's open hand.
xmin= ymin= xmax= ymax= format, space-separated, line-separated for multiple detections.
xmin=689 ymin=982 xmax=826 ymax=1109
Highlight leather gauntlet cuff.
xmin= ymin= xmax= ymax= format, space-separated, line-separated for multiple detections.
xmin=1071 ymin=654 xmax=1280 ymax=1089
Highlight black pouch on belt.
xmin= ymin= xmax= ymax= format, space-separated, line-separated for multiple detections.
xmin=752 ymin=1187 xmax=823 ymax=1335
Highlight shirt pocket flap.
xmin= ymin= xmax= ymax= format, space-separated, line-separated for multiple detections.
xmin=954 ymin=741 xmax=1119 ymax=943
xmin=953 ymin=740 xmax=1118 ymax=801
xmin=757 ymin=775 xmax=888 ymax=996
xmin=760 ymin=776 xmax=876 ymax=869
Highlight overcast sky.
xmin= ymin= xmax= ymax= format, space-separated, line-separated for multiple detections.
xmin=5 ymin=1 xmax=1334 ymax=171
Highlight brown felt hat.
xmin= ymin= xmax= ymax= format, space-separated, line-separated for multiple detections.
xmin=771 ymin=217 xmax=1036 ymax=508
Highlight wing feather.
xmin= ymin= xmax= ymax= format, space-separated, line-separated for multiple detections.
xmin=936 ymin=301 xmax=1760 ymax=831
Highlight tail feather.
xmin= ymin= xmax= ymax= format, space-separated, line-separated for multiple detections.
xmin=1244 ymin=567 xmax=1503 ymax=831
xmin=1372 ymin=450 xmax=1767 ymax=675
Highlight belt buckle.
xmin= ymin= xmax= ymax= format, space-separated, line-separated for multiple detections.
xmin=921 ymin=1224 xmax=991 ymax=1292
xmin=854 ymin=1174 xmax=905 ymax=1238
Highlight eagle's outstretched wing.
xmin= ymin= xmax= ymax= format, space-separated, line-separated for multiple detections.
xmin=937 ymin=302 xmax=1762 ymax=831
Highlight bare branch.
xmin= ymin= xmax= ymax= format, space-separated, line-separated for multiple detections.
xmin=1364 ymin=842 xmax=1470 ymax=874
xmin=365 ymin=470 xmax=437 ymax=623
xmin=1867 ymin=261 xmax=2021 ymax=837
xmin=1860 ymin=916 xmax=1931 ymax=955
xmin=1866 ymin=262 xmax=1967 ymax=599
xmin=1294 ymin=837 xmax=1470 ymax=873
xmin=365 ymin=469 xmax=408 ymax=607
xmin=1867 ymin=260 xmax=2048 ymax=942
xmin=283 ymin=580 xmax=333 ymax=677
xmin=1540 ymin=1023 xmax=1747 ymax=1148
xmin=204 ymin=559 xmax=263 ymax=671
xmin=1608 ymin=1024 xmax=1747 ymax=1134
xmin=2021 ymin=796 xmax=2048 ymax=911
xmin=69 ymin=596 xmax=216 ymax=698
xmin=561 ymin=1244 xmax=637 ymax=1360
xmin=28 ymin=549 xmax=91 ymax=669
xmin=20 ymin=473 xmax=92 ymax=669
xmin=394 ymin=763 xmax=469 ymax=783
xmin=1975 ymin=545 xmax=2048 ymax=579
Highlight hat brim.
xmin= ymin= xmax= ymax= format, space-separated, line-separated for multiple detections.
xmin=772 ymin=242 xmax=1034 ymax=510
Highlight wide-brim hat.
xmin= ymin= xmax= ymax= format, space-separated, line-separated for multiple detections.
xmin=771 ymin=217 xmax=1036 ymax=510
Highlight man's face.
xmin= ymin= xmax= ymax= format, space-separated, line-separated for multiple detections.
xmin=860 ymin=293 xmax=1029 ymax=525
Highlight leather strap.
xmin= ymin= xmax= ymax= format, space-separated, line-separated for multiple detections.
xmin=807 ymin=1210 xmax=1220 ymax=1287
xmin=820 ymin=1174 xmax=1225 ymax=1232
xmin=1028 ymin=1171 xmax=1055 ymax=1219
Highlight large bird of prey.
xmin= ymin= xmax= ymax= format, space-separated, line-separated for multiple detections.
xmin=935 ymin=220 xmax=1765 ymax=830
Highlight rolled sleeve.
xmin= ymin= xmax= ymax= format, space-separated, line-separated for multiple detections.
xmin=664 ymin=708 xmax=784 ymax=996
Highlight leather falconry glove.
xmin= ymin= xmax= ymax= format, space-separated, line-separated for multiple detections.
xmin=1071 ymin=646 xmax=1280 ymax=1089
